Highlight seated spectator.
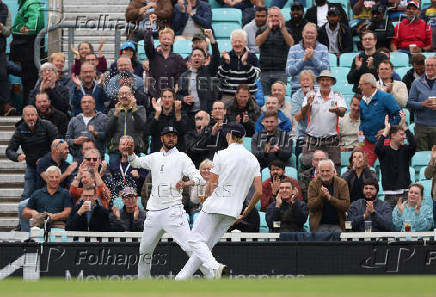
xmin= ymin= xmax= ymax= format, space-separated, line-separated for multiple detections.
xmin=256 ymin=7 xmax=294 ymax=95
xmin=304 ymin=0 xmax=348 ymax=28
xmin=106 ymin=85 xmax=147 ymax=168
xmin=286 ymin=22 xmax=329 ymax=92
xmin=376 ymin=111 xmax=416 ymax=209
xmin=217 ymin=29 xmax=260 ymax=104
xmin=367 ymin=4 xmax=395 ymax=50
xmin=300 ymin=70 xmax=347 ymax=170
xmin=261 ymin=159 xmax=303 ymax=211
xmin=268 ymin=81 xmax=293 ymax=124
xmin=347 ymin=31 xmax=388 ymax=94
xmin=36 ymin=139 xmax=77 ymax=190
xmin=338 ymin=95 xmax=361 ymax=151
xmin=298 ymin=150 xmax=328 ymax=201
xmin=424 ymin=145 xmax=436 ymax=201
xmin=177 ymin=29 xmax=219 ymax=119
xmin=341 ymin=147 xmax=378 ymax=202
xmin=66 ymin=95 xmax=107 ymax=161
xmin=83 ymin=53 xmax=104 ymax=76
xmin=226 ymin=84 xmax=261 ymax=137
xmin=392 ymin=183 xmax=434 ymax=231
xmin=375 ymin=48 xmax=402 ymax=81
xmin=172 ymin=0 xmax=212 ymax=37
xmin=390 ymin=0 xmax=433 ymax=53
xmin=70 ymin=63 xmax=108 ymax=116
xmin=109 ymin=186 xmax=146 ymax=232
xmin=351 ymin=0 xmax=373 ymax=36
xmin=22 ymin=166 xmax=73 ymax=231
xmin=244 ymin=6 xmax=268 ymax=54
xmin=256 ymin=96 xmax=292 ymax=133
xmin=307 ymin=159 xmax=350 ymax=232
xmin=69 ymin=166 xmax=111 ymax=207
xmin=402 ymin=53 xmax=425 ymax=91
xmin=49 ymin=52 xmax=73 ymax=89
xmin=125 ymin=0 xmax=173 ymax=41
xmin=185 ymin=111 xmax=211 ymax=167
xmin=285 ymin=2 xmax=308 ymax=44
xmin=66 ymin=184 xmax=111 ymax=231
xmin=109 ymin=41 xmax=144 ymax=78
xmin=251 ymin=111 xmax=292 ymax=168
xmin=317 ymin=6 xmax=353 ymax=57
xmin=35 ymin=92 xmax=68 ymax=138
xmin=29 ymin=62 xmax=70 ymax=116
xmin=421 ymin=0 xmax=436 ymax=49
xmin=70 ymin=40 xmax=107 ymax=76
xmin=358 ymin=73 xmax=401 ymax=166
xmin=266 ymin=177 xmax=308 ymax=232
xmin=144 ymin=25 xmax=187 ymax=98
xmin=147 ymin=88 xmax=187 ymax=152
xmin=376 ymin=60 xmax=408 ymax=108
xmin=348 ymin=178 xmax=392 ymax=231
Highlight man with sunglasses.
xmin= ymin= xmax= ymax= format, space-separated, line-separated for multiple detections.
xmin=123 ymin=126 xmax=203 ymax=279
xmin=109 ymin=186 xmax=146 ymax=232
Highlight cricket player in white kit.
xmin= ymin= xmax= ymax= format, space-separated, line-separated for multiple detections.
xmin=124 ymin=126 xmax=202 ymax=279
xmin=175 ymin=122 xmax=263 ymax=280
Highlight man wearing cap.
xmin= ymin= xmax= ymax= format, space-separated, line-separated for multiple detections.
xmin=285 ymin=2 xmax=308 ymax=44
xmin=391 ymin=0 xmax=433 ymax=53
xmin=123 ymin=125 xmax=203 ymax=278
xmin=173 ymin=0 xmax=212 ymax=37
xmin=304 ymin=0 xmax=348 ymax=28
xmin=317 ymin=6 xmax=353 ymax=57
xmin=110 ymin=186 xmax=146 ymax=232
xmin=244 ymin=6 xmax=268 ymax=54
xmin=256 ymin=6 xmax=294 ymax=95
xmin=110 ymin=41 xmax=144 ymax=78
xmin=365 ymin=4 xmax=395 ymax=50
xmin=298 ymin=70 xmax=347 ymax=170
xmin=176 ymin=122 xmax=262 ymax=280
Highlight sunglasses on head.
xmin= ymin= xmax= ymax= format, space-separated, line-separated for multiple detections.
xmin=85 ymin=157 xmax=98 ymax=161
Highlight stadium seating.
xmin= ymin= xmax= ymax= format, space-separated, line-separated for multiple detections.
xmin=285 ymin=166 xmax=298 ymax=180
xmin=412 ymin=151 xmax=432 ymax=180
xmin=211 ymin=8 xmax=242 ymax=26
xmin=409 ymin=122 xmax=415 ymax=134
xmin=419 ymin=166 xmax=429 ymax=181
xmin=410 ymin=167 xmax=416 ymax=183
xmin=402 ymin=108 xmax=410 ymax=124
xmin=261 ymin=167 xmax=271 ymax=182
xmin=422 ymin=0 xmax=432 ymax=9
xmin=422 ymin=52 xmax=436 ymax=59
xmin=329 ymin=53 xmax=338 ymax=67
xmin=395 ymin=67 xmax=410 ymax=79
xmin=243 ymin=137 xmax=252 ymax=152
xmin=217 ymin=39 xmax=232 ymax=53
xmin=421 ymin=179 xmax=433 ymax=201
xmin=259 ymin=211 xmax=269 ymax=232
xmin=339 ymin=53 xmax=357 ymax=67
xmin=330 ymin=67 xmax=349 ymax=83
xmin=212 ymin=23 xmax=241 ymax=40
xmin=340 ymin=151 xmax=352 ymax=168
xmin=173 ymin=39 xmax=193 ymax=55
xmin=390 ymin=52 xmax=409 ymax=68
xmin=281 ymin=8 xmax=291 ymax=22
xmin=209 ymin=0 xmax=223 ymax=9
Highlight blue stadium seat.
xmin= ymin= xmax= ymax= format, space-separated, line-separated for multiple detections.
xmin=341 ymin=151 xmax=352 ymax=167
xmin=402 ymin=108 xmax=410 ymax=124
xmin=340 ymin=166 xmax=347 ymax=176
xmin=339 ymin=52 xmax=357 ymax=67
xmin=217 ymin=39 xmax=232 ymax=52
xmin=255 ymin=200 xmax=261 ymax=211
xmin=209 ymin=0 xmax=223 ymax=9
xmin=422 ymin=0 xmax=432 ymax=9
xmin=329 ymin=0 xmax=349 ymax=10
xmin=285 ymin=166 xmax=298 ymax=180
xmin=281 ymin=8 xmax=291 ymax=22
xmin=212 ymin=8 xmax=242 ymax=26
xmin=330 ymin=66 xmax=349 ymax=83
xmin=212 ymin=23 xmax=241 ymax=39
xmin=261 ymin=167 xmax=271 ymax=182
xmin=410 ymin=166 xmax=416 ymax=183
xmin=420 ymin=179 xmax=433 ymax=201
xmin=329 ymin=53 xmax=338 ymax=67
xmin=259 ymin=211 xmax=269 ymax=232
xmin=422 ymin=52 xmax=436 ymax=59
xmin=411 ymin=151 xmax=432 ymax=178
xmin=377 ymin=181 xmax=384 ymax=200
xmin=409 ymin=122 xmax=415 ymax=134
xmin=419 ymin=166 xmax=429 ymax=181
xmin=332 ymin=83 xmax=354 ymax=98
xmin=395 ymin=67 xmax=410 ymax=79
xmin=390 ymin=52 xmax=409 ymax=68
xmin=173 ymin=39 xmax=193 ymax=55
xmin=304 ymin=215 xmax=310 ymax=232
xmin=137 ymin=40 xmax=160 ymax=60
xmin=243 ymin=137 xmax=252 ymax=152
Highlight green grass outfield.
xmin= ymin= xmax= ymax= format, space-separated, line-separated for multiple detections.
xmin=0 ymin=276 xmax=435 ymax=297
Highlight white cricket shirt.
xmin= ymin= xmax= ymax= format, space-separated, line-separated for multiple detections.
xmin=128 ymin=148 xmax=201 ymax=210
xmin=202 ymin=143 xmax=261 ymax=218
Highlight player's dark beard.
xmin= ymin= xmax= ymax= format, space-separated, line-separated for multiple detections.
xmin=163 ymin=142 xmax=176 ymax=150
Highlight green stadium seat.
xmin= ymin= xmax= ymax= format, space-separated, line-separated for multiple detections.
xmin=243 ymin=137 xmax=252 ymax=152
xmin=212 ymin=23 xmax=241 ymax=40
xmin=281 ymin=8 xmax=291 ymax=21
xmin=217 ymin=39 xmax=232 ymax=52
xmin=331 ymin=66 xmax=349 ymax=83
xmin=329 ymin=53 xmax=338 ymax=67
xmin=395 ymin=67 xmax=410 ymax=80
xmin=341 ymin=151 xmax=352 ymax=167
xmin=420 ymin=179 xmax=433 ymax=201
xmin=339 ymin=52 xmax=357 ymax=67
xmin=173 ymin=39 xmax=193 ymax=55
xmin=390 ymin=52 xmax=409 ymax=68
xmin=419 ymin=166 xmax=429 ymax=181
xmin=285 ymin=166 xmax=298 ymax=180
xmin=261 ymin=167 xmax=271 ymax=182
xmin=259 ymin=211 xmax=269 ymax=232
xmin=212 ymin=8 xmax=242 ymax=26
xmin=412 ymin=151 xmax=432 ymax=180
xmin=410 ymin=166 xmax=416 ymax=183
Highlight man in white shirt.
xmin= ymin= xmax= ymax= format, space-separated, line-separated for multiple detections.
xmin=124 ymin=126 xmax=202 ymax=279
xmin=175 ymin=122 xmax=262 ymax=280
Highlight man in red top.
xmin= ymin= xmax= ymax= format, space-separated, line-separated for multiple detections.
xmin=390 ymin=0 xmax=433 ymax=53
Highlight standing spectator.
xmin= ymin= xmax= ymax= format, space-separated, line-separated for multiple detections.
xmin=244 ymin=6 xmax=268 ymax=54
xmin=65 ymin=95 xmax=108 ymax=161
xmin=110 ymin=186 xmax=146 ymax=232
xmin=390 ymin=0 xmax=433 ymax=53
xmin=35 ymin=93 xmax=68 ymax=138
xmin=217 ymin=29 xmax=260 ymax=104
xmin=424 ymin=145 xmax=436 ymax=200
xmin=226 ymin=84 xmax=261 ymax=137
xmin=251 ymin=111 xmax=292 ymax=169
xmin=0 ymin=0 xmax=14 ymax=116
xmin=172 ymin=0 xmax=212 ymax=37
xmin=256 ymin=96 xmax=292 ymax=133
xmin=358 ymin=73 xmax=401 ymax=166
xmin=299 ymin=70 xmax=347 ymax=169
xmin=392 ymin=183 xmax=434 ymax=231
xmin=304 ymin=0 xmax=348 ymax=28
xmin=70 ymin=40 xmax=107 ymax=77
xmin=106 ymin=85 xmax=147 ymax=170
xmin=317 ymin=6 xmax=353 ymax=57
xmin=286 ymin=22 xmax=329 ymax=92
xmin=341 ymin=147 xmax=378 ymax=202
xmin=7 ymin=106 xmax=57 ymax=203
xmin=376 ymin=112 xmax=416 ymax=209
xmin=125 ymin=0 xmax=173 ymax=41
xmin=298 ymin=150 xmax=328 ymax=201
xmin=256 ymin=6 xmax=294 ymax=95
xmin=10 ymin=0 xmax=44 ymax=107
xmin=307 ymin=159 xmax=350 ymax=232
xmin=144 ymin=24 xmax=187 ymax=98
xmin=376 ymin=60 xmax=408 ymax=108
xmin=402 ymin=53 xmax=425 ymax=91
xmin=29 ymin=63 xmax=71 ymax=116
xmin=109 ymin=41 xmax=144 ymax=78
xmin=285 ymin=2 xmax=308 ymax=44
xmin=347 ymin=178 xmax=392 ymax=231
xmin=347 ymin=31 xmax=388 ymax=93
xmin=71 ymin=63 xmax=107 ymax=116
xmin=266 ymin=178 xmax=308 ymax=232
xmin=338 ymin=95 xmax=361 ymax=151
xmin=408 ymin=56 xmax=436 ymax=151
xmin=261 ymin=159 xmax=303 ymax=211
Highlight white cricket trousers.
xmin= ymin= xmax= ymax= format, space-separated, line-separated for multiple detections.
xmin=138 ymin=204 xmax=192 ymax=279
xmin=175 ymin=211 xmax=235 ymax=280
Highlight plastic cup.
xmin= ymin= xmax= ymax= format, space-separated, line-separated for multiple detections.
xmin=364 ymin=220 xmax=372 ymax=232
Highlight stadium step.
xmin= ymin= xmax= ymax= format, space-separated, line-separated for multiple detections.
xmin=0 ymin=218 xmax=19 ymax=231
xmin=0 ymin=203 xmax=19 ymax=216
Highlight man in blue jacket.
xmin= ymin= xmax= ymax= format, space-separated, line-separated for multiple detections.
xmin=172 ymin=0 xmax=212 ymax=37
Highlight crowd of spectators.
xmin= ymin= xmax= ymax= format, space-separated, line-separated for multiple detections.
xmin=2 ymin=0 xmax=436 ymax=233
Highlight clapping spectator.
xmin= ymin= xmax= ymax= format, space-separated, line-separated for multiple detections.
xmin=376 ymin=60 xmax=408 ymax=108
xmin=69 ymin=166 xmax=111 ymax=207
xmin=35 ymin=92 xmax=68 ymax=138
xmin=244 ymin=6 xmax=268 ymax=54
xmin=109 ymin=41 xmax=144 ymax=78
xmin=285 ymin=2 xmax=307 ymax=44
xmin=173 ymin=0 xmax=212 ymax=37
xmin=110 ymin=186 xmax=146 ymax=232
xmin=70 ymin=40 xmax=107 ymax=76
xmin=49 ymin=53 xmax=73 ymax=89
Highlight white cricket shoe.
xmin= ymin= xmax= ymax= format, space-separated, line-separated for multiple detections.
xmin=213 ymin=263 xmax=227 ymax=279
